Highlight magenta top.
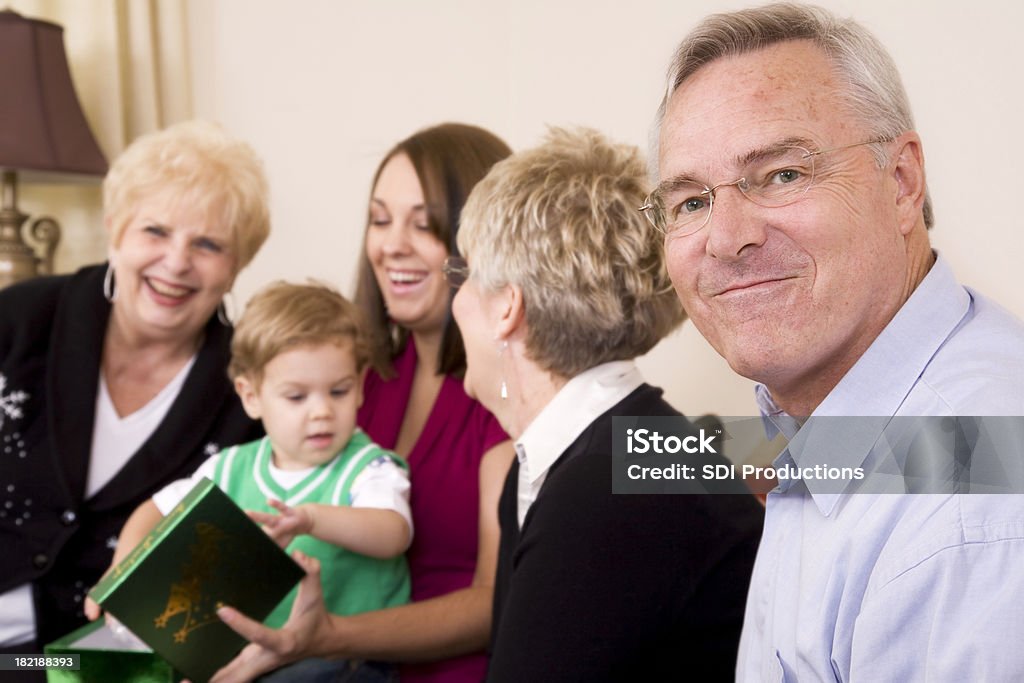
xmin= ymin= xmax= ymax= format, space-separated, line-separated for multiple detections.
xmin=358 ymin=339 xmax=508 ymax=683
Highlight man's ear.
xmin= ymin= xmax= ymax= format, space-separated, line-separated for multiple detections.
xmin=891 ymin=133 xmax=927 ymax=235
xmin=494 ymin=283 xmax=525 ymax=340
xmin=234 ymin=375 xmax=263 ymax=420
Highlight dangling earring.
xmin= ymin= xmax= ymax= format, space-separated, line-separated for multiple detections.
xmin=498 ymin=340 xmax=509 ymax=400
xmin=103 ymin=264 xmax=117 ymax=302
xmin=217 ymin=291 xmax=236 ymax=326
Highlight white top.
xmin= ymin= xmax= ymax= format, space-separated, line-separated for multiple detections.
xmin=514 ymin=360 xmax=643 ymax=528
xmin=87 ymin=356 xmax=196 ymax=497
xmin=0 ymin=357 xmax=195 ymax=647
xmin=152 ymin=442 xmax=413 ymax=533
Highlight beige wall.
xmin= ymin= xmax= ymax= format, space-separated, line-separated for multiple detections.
xmin=179 ymin=0 xmax=1022 ymax=417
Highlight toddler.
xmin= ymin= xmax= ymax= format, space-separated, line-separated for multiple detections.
xmin=89 ymin=281 xmax=411 ymax=681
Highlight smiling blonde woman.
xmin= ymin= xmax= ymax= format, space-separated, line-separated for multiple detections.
xmin=0 ymin=120 xmax=270 ymax=664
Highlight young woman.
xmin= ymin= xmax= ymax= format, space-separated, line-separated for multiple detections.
xmin=210 ymin=123 xmax=515 ymax=683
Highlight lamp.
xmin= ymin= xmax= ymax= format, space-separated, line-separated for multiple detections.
xmin=0 ymin=9 xmax=108 ymax=288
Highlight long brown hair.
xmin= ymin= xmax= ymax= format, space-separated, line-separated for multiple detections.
xmin=354 ymin=123 xmax=512 ymax=378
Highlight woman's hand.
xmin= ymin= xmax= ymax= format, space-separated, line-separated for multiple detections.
xmin=247 ymin=499 xmax=313 ymax=549
xmin=208 ymin=550 xmax=330 ymax=683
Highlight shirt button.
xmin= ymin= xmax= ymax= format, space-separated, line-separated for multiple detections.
xmin=33 ymin=553 xmax=48 ymax=569
xmin=61 ymin=510 xmax=77 ymax=525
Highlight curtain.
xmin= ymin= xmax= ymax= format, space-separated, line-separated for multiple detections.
xmin=9 ymin=0 xmax=193 ymax=273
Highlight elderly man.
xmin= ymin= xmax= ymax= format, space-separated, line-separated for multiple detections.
xmin=649 ymin=3 xmax=1024 ymax=681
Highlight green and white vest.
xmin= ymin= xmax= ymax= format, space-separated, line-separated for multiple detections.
xmin=212 ymin=429 xmax=410 ymax=627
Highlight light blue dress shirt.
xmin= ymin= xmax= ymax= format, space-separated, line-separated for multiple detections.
xmin=737 ymin=255 xmax=1024 ymax=682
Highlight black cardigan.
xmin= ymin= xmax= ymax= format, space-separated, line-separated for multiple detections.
xmin=0 ymin=265 xmax=261 ymax=644
xmin=488 ymin=384 xmax=763 ymax=681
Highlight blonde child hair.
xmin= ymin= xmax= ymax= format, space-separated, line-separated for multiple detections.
xmin=229 ymin=281 xmax=373 ymax=385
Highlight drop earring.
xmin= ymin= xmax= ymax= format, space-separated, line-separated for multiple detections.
xmin=103 ymin=264 xmax=117 ymax=302
xmin=217 ymin=291 xmax=237 ymax=326
xmin=498 ymin=340 xmax=509 ymax=400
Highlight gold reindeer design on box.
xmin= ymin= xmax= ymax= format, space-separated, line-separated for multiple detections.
xmin=154 ymin=522 xmax=228 ymax=643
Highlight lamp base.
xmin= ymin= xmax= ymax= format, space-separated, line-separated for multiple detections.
xmin=0 ymin=239 xmax=39 ymax=288
xmin=0 ymin=203 xmax=37 ymax=289
xmin=0 ymin=171 xmax=61 ymax=290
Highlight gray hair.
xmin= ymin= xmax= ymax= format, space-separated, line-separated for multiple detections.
xmin=458 ymin=127 xmax=684 ymax=379
xmin=652 ymin=2 xmax=932 ymax=227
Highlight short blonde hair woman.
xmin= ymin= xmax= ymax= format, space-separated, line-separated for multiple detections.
xmin=0 ymin=120 xmax=269 ymax=649
xmin=103 ymin=120 xmax=270 ymax=271
xmin=456 ymin=126 xmax=681 ymax=379
xmin=452 ymin=128 xmax=764 ymax=681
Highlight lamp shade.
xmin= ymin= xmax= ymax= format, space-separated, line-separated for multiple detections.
xmin=0 ymin=9 xmax=107 ymax=180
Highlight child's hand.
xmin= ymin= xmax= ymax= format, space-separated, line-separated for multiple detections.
xmin=85 ymin=563 xmax=117 ymax=621
xmin=85 ymin=594 xmax=136 ymax=644
xmin=247 ymin=499 xmax=314 ymax=549
xmin=84 ymin=595 xmax=102 ymax=621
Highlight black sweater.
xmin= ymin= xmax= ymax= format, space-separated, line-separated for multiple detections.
xmin=488 ymin=384 xmax=763 ymax=682
xmin=0 ymin=265 xmax=261 ymax=644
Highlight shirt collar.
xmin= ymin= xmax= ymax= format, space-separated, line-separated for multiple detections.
xmin=757 ymin=254 xmax=971 ymax=515
xmin=516 ymin=360 xmax=643 ymax=486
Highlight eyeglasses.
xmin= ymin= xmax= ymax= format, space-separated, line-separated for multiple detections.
xmin=639 ymin=138 xmax=892 ymax=238
xmin=442 ymin=256 xmax=470 ymax=288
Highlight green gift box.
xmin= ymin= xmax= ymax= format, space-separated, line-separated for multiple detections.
xmin=86 ymin=478 xmax=304 ymax=683
xmin=44 ymin=618 xmax=179 ymax=683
